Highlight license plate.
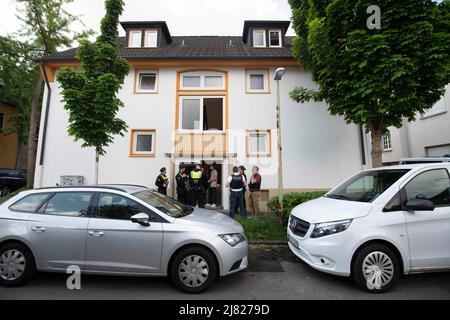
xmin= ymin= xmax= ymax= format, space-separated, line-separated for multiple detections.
xmin=288 ymin=234 xmax=299 ymax=249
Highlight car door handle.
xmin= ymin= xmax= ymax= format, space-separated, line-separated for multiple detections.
xmin=31 ymin=226 xmax=46 ymax=232
xmin=88 ymin=231 xmax=104 ymax=237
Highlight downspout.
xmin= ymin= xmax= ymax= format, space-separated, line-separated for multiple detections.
xmin=37 ymin=62 xmax=52 ymax=187
xmin=358 ymin=125 xmax=367 ymax=167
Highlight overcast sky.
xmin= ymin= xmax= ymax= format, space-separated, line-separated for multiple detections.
xmin=1 ymin=0 xmax=295 ymax=42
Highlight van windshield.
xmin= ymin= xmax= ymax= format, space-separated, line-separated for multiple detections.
xmin=326 ymin=169 xmax=410 ymax=203
xmin=133 ymin=191 xmax=193 ymax=218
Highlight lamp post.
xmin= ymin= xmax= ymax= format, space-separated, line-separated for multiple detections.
xmin=274 ymin=67 xmax=286 ymax=225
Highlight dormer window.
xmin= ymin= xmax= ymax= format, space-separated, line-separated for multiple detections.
xmin=252 ymin=29 xmax=266 ymax=47
xmin=128 ymin=30 xmax=142 ymax=48
xmin=144 ymin=30 xmax=158 ymax=47
xmin=269 ymin=30 xmax=282 ymax=47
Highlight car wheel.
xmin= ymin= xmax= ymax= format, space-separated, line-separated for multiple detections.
xmin=0 ymin=242 xmax=36 ymax=287
xmin=352 ymin=243 xmax=400 ymax=293
xmin=170 ymin=246 xmax=218 ymax=294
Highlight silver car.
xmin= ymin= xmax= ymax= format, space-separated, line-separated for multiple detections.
xmin=0 ymin=185 xmax=248 ymax=293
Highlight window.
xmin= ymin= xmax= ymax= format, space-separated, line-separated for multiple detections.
xmin=134 ymin=190 xmax=191 ymax=218
xmin=95 ymin=193 xmax=147 ymax=220
xmin=253 ymin=29 xmax=266 ymax=47
xmin=130 ymin=129 xmax=156 ymax=157
xmin=128 ymin=30 xmax=142 ymax=47
xmin=9 ymin=193 xmax=51 ymax=213
xmin=327 ymin=169 xmax=410 ymax=203
xmin=42 ymin=192 xmax=93 ymax=217
xmin=181 ymin=73 xmax=224 ymax=89
xmin=135 ymin=70 xmax=158 ymax=93
xmin=144 ymin=30 xmax=158 ymax=47
xmin=246 ymin=69 xmax=269 ymax=93
xmin=247 ymin=130 xmax=271 ymax=156
xmin=182 ymin=76 xmax=201 ymax=88
xmin=382 ymin=133 xmax=392 ymax=151
xmin=269 ymin=30 xmax=282 ymax=47
xmin=404 ymin=169 xmax=450 ymax=206
xmin=0 ymin=112 xmax=4 ymax=129
xmin=180 ymin=97 xmax=224 ymax=131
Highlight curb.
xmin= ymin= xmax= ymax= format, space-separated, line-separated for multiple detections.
xmin=249 ymin=240 xmax=288 ymax=245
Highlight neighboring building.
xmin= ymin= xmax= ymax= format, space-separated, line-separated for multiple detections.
xmin=0 ymin=101 xmax=20 ymax=169
xmin=35 ymin=20 xmax=368 ymax=209
xmin=382 ymin=84 xmax=450 ymax=165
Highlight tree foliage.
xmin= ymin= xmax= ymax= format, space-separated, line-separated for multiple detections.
xmin=289 ymin=0 xmax=450 ymax=166
xmin=57 ymin=0 xmax=130 ymax=156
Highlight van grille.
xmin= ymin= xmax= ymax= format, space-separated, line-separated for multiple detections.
xmin=289 ymin=216 xmax=310 ymax=237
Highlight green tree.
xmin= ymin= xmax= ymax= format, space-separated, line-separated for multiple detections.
xmin=15 ymin=0 xmax=92 ymax=187
xmin=289 ymin=0 xmax=450 ymax=167
xmin=57 ymin=0 xmax=130 ymax=184
xmin=0 ymin=37 xmax=40 ymax=169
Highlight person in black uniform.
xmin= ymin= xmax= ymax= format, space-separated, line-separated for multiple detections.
xmin=175 ymin=164 xmax=189 ymax=204
xmin=189 ymin=164 xmax=207 ymax=208
xmin=155 ymin=167 xmax=169 ymax=195
xmin=226 ymin=166 xmax=247 ymax=218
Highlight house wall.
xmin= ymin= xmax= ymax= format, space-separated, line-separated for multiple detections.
xmin=382 ymin=84 xmax=450 ymax=164
xmin=35 ymin=65 xmax=365 ymax=207
xmin=0 ymin=102 xmax=18 ymax=169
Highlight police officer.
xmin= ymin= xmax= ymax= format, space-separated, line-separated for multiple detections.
xmin=155 ymin=167 xmax=169 ymax=195
xmin=226 ymin=166 xmax=247 ymax=218
xmin=189 ymin=164 xmax=207 ymax=208
xmin=175 ymin=164 xmax=189 ymax=204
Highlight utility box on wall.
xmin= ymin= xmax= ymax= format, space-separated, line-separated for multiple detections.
xmin=60 ymin=175 xmax=84 ymax=186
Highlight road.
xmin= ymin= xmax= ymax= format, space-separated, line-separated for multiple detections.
xmin=1 ymin=245 xmax=449 ymax=300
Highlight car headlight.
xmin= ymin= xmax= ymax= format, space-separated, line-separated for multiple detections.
xmin=219 ymin=233 xmax=246 ymax=246
xmin=310 ymin=219 xmax=352 ymax=238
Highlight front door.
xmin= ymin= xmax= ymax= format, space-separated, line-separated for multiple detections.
xmin=402 ymin=168 xmax=450 ymax=269
xmin=27 ymin=192 xmax=93 ymax=270
xmin=85 ymin=192 xmax=163 ymax=274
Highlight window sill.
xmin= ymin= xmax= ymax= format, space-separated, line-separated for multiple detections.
xmin=382 ymin=149 xmax=392 ymax=153
xmin=246 ymin=153 xmax=271 ymax=158
xmin=129 ymin=154 xmax=156 ymax=158
xmin=134 ymin=91 xmax=158 ymax=94
xmin=421 ymin=110 xmax=447 ymax=120
xmin=245 ymin=90 xmax=270 ymax=94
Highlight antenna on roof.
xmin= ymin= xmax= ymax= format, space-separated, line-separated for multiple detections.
xmin=229 ymin=39 xmax=233 ymax=46
xmin=181 ymin=39 xmax=185 ymax=46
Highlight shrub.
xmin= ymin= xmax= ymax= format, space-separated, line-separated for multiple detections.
xmin=267 ymin=191 xmax=327 ymax=217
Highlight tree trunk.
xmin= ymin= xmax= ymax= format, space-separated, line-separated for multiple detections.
xmin=370 ymin=126 xmax=383 ymax=168
xmin=94 ymin=150 xmax=100 ymax=184
xmin=26 ymin=72 xmax=43 ymax=188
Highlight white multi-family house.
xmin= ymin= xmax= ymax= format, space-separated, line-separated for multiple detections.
xmin=35 ymin=20 xmax=368 ymax=210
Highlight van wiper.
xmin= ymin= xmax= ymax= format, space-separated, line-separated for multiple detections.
xmin=326 ymin=194 xmax=352 ymax=201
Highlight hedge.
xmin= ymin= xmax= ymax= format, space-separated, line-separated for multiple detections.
xmin=267 ymin=191 xmax=327 ymax=217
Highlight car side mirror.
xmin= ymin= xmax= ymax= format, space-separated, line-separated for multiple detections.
xmin=404 ymin=198 xmax=435 ymax=211
xmin=131 ymin=213 xmax=150 ymax=226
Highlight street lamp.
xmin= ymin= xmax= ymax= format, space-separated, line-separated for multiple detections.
xmin=274 ymin=67 xmax=286 ymax=225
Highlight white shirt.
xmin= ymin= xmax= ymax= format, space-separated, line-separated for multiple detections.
xmin=227 ymin=173 xmax=247 ymax=192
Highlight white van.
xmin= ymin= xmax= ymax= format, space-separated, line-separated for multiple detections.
xmin=287 ymin=163 xmax=450 ymax=292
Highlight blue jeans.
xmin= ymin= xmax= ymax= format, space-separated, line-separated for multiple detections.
xmin=230 ymin=190 xmax=246 ymax=218
xmin=209 ymin=187 xmax=217 ymax=205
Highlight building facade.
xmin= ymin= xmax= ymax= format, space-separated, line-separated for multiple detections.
xmin=35 ymin=20 xmax=368 ymax=210
xmin=382 ymin=84 xmax=450 ymax=165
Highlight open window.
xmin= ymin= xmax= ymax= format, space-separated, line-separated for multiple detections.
xmin=179 ymin=97 xmax=224 ymax=132
xmin=269 ymin=30 xmax=282 ymax=47
xmin=246 ymin=130 xmax=271 ymax=157
xmin=135 ymin=70 xmax=158 ymax=93
xmin=130 ymin=129 xmax=156 ymax=157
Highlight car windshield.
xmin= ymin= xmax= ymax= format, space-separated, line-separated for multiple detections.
xmin=326 ymin=169 xmax=410 ymax=203
xmin=133 ymin=190 xmax=193 ymax=218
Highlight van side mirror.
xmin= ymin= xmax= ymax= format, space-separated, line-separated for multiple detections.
xmin=404 ymin=198 xmax=435 ymax=211
xmin=131 ymin=213 xmax=150 ymax=226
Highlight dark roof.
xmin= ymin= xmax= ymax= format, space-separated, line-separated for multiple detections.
xmin=120 ymin=21 xmax=172 ymax=43
xmin=242 ymin=20 xmax=291 ymax=43
xmin=37 ymin=35 xmax=295 ymax=62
